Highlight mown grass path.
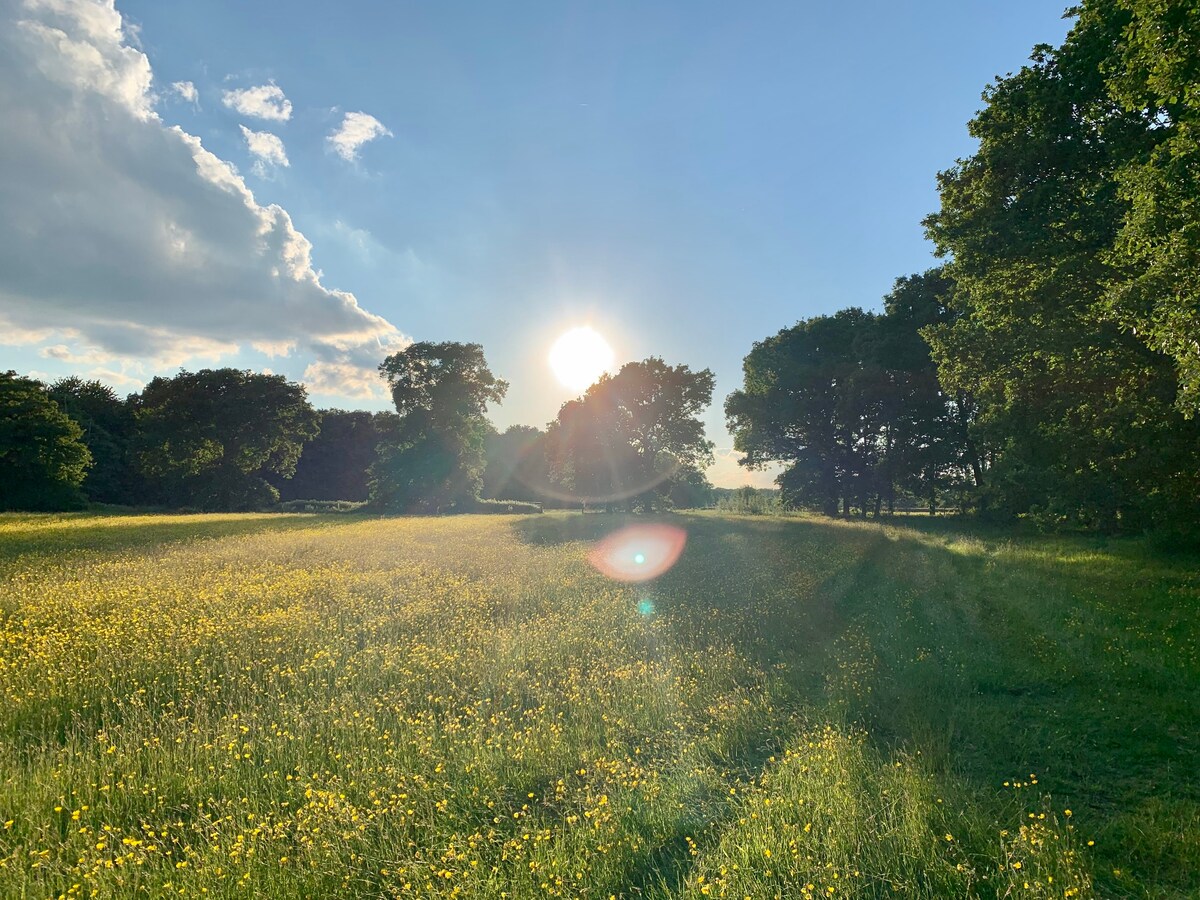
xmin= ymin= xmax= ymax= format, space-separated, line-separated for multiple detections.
xmin=0 ymin=512 xmax=1195 ymax=898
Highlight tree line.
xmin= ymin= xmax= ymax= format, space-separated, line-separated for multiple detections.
xmin=0 ymin=347 xmax=718 ymax=515
xmin=3 ymin=0 xmax=1198 ymax=532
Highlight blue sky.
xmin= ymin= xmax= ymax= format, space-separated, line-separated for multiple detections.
xmin=0 ymin=0 xmax=1072 ymax=486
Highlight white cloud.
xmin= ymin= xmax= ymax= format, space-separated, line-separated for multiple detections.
xmin=0 ymin=0 xmax=406 ymax=401
xmin=40 ymin=343 xmax=111 ymax=365
xmin=302 ymin=361 xmax=387 ymax=399
xmin=250 ymin=339 xmax=295 ymax=358
xmin=87 ymin=367 xmax=144 ymax=390
xmin=0 ymin=320 xmax=59 ymax=345
xmin=239 ymin=124 xmax=288 ymax=172
xmin=327 ymin=111 xmax=392 ymax=162
xmin=170 ymin=80 xmax=196 ymax=103
xmin=302 ymin=334 xmax=409 ymax=399
xmin=222 ymin=81 xmax=291 ymax=121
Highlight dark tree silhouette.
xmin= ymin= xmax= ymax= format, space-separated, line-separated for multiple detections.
xmin=547 ymin=358 xmax=714 ymax=510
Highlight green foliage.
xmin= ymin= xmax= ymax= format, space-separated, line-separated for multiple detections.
xmin=547 ymin=358 xmax=715 ymax=510
xmin=923 ymin=3 xmax=1200 ymax=531
xmin=132 ymin=369 xmax=319 ymax=511
xmin=378 ymin=340 xmax=508 ymax=421
xmin=1092 ymin=0 xmax=1200 ymax=415
xmin=481 ymin=424 xmax=555 ymax=503
xmin=274 ymin=499 xmax=367 ymax=513
xmin=371 ymin=342 xmax=508 ymax=512
xmin=0 ymin=372 xmax=91 ymax=510
xmin=47 ymin=376 xmax=138 ymax=504
xmin=665 ymin=465 xmax=715 ymax=509
xmin=727 ymin=299 xmax=970 ymax=517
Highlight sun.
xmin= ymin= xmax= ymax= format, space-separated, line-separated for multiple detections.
xmin=549 ymin=326 xmax=615 ymax=392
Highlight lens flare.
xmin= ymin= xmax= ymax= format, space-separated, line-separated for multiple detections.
xmin=588 ymin=524 xmax=687 ymax=583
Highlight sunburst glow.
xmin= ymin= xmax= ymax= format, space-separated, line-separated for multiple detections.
xmin=549 ymin=326 xmax=614 ymax=392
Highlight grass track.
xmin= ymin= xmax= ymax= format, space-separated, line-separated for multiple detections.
xmin=0 ymin=512 xmax=1196 ymax=898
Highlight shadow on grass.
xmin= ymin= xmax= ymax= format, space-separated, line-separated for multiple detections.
xmin=516 ymin=512 xmax=1200 ymax=897
xmin=510 ymin=511 xmax=650 ymax=546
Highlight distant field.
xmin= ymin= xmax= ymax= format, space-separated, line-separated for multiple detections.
xmin=0 ymin=512 xmax=1196 ymax=898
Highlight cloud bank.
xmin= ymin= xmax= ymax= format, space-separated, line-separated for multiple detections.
xmin=0 ymin=0 xmax=406 ymax=398
xmin=328 ymin=111 xmax=392 ymax=162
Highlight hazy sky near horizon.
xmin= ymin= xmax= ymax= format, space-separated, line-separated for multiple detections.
xmin=0 ymin=0 xmax=1072 ymax=487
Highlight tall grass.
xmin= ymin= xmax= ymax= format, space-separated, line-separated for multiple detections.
xmin=0 ymin=512 xmax=1194 ymax=897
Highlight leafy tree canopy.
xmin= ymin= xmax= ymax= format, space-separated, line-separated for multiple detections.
xmin=133 ymin=368 xmax=319 ymax=511
xmin=48 ymin=376 xmax=138 ymax=504
xmin=923 ymin=1 xmax=1200 ymax=529
xmin=1091 ymin=0 xmax=1200 ymax=415
xmin=379 ymin=341 xmax=508 ymax=425
xmin=548 ymin=358 xmax=715 ymax=509
xmin=372 ymin=342 xmax=508 ymax=512
xmin=0 ymin=371 xmax=91 ymax=511
xmin=481 ymin=424 xmax=554 ymax=503
xmin=727 ymin=295 xmax=973 ymax=517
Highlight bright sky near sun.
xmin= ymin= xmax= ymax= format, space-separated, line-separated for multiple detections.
xmin=0 ymin=0 xmax=1072 ymax=487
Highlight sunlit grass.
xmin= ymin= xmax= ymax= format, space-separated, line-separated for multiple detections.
xmin=0 ymin=511 xmax=1195 ymax=897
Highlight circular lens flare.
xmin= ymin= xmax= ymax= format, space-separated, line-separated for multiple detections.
xmin=588 ymin=524 xmax=687 ymax=583
xmin=549 ymin=327 xmax=614 ymax=392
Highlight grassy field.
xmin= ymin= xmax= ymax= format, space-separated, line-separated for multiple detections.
xmin=0 ymin=512 xmax=1196 ymax=899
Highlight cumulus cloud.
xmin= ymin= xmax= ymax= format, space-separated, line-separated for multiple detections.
xmin=88 ymin=367 xmax=144 ymax=389
xmin=302 ymin=361 xmax=386 ymax=399
xmin=328 ymin=111 xmax=392 ymax=162
xmin=222 ymin=81 xmax=291 ymax=121
xmin=239 ymin=124 xmax=288 ymax=173
xmin=302 ymin=334 xmax=408 ymax=399
xmin=38 ymin=352 xmax=146 ymax=390
xmin=40 ymin=343 xmax=112 ymax=365
xmin=170 ymin=80 xmax=196 ymax=103
xmin=0 ymin=0 xmax=406 ymax=400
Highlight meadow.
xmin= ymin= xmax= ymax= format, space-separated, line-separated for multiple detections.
xmin=0 ymin=512 xmax=1196 ymax=899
